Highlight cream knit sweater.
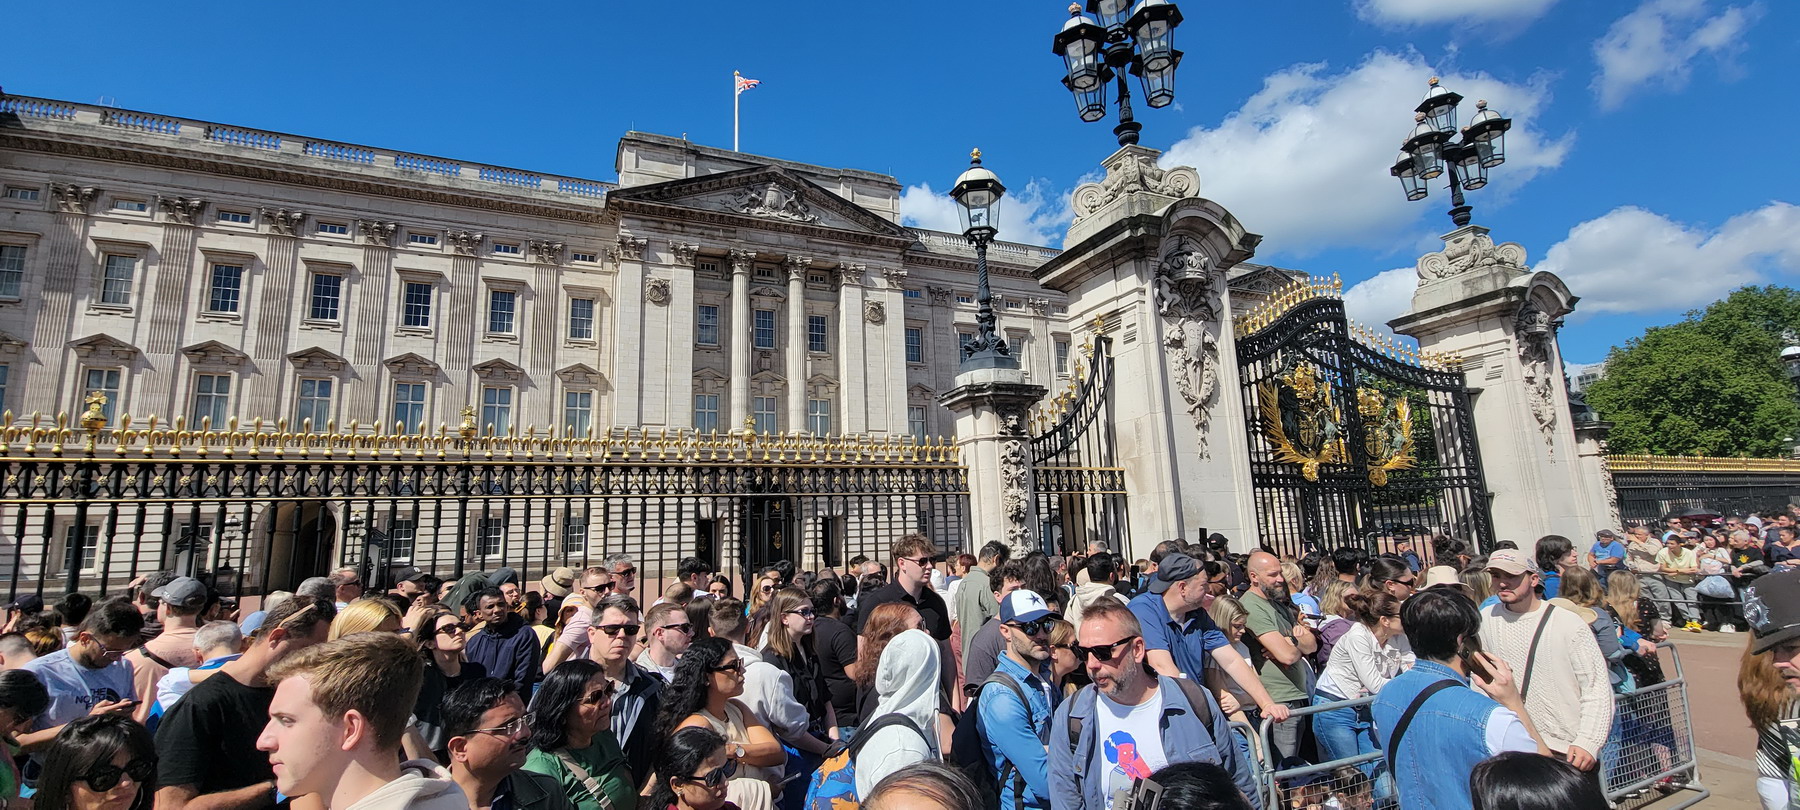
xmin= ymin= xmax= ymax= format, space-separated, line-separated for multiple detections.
xmin=1478 ymin=600 xmax=1614 ymax=755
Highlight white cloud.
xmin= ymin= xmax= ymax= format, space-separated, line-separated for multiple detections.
xmin=1342 ymin=267 xmax=1420 ymax=331
xmin=1160 ymin=51 xmax=1572 ymax=257
xmin=1357 ymin=0 xmax=1558 ymax=26
xmin=898 ymin=176 xmax=1075 ymax=248
xmin=1536 ymin=202 xmax=1800 ymax=316
xmin=1592 ymin=0 xmax=1762 ymax=110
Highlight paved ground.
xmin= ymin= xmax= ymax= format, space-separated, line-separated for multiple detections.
xmin=1657 ymin=631 xmax=1758 ymax=809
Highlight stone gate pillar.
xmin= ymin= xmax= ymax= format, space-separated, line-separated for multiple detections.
xmin=1032 ymin=146 xmax=1263 ymax=557
xmin=940 ymin=368 xmax=1046 ymax=558
xmin=1391 ymin=224 xmax=1606 ymax=544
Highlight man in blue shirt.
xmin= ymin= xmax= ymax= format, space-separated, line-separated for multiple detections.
xmin=977 ymin=589 xmax=1061 ymax=810
xmin=1588 ymin=529 xmax=1627 ymax=587
xmin=1126 ymin=553 xmax=1290 ymax=723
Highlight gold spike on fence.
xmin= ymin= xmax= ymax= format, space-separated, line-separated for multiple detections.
xmin=0 ymin=395 xmax=959 ymax=467
xmin=1233 ymin=273 xmax=1345 ymax=336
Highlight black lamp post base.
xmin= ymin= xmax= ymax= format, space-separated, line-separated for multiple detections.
xmin=1114 ymin=119 xmax=1142 ymax=146
xmin=1448 ymin=204 xmax=1472 ymax=228
xmin=959 ymin=350 xmax=1021 ymax=373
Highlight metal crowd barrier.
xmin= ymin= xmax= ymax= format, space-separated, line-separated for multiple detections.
xmin=1251 ymin=643 xmax=1708 ymax=809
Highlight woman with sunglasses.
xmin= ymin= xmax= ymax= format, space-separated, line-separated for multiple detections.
xmin=35 ymin=714 xmax=156 ymax=810
xmin=1046 ymin=618 xmax=1087 ymax=700
xmin=524 ymin=660 xmax=637 ymax=810
xmin=646 ymin=727 xmax=740 ymax=810
xmin=0 ymin=669 xmax=48 ymax=806
xmin=655 ymin=638 xmax=783 ymax=810
xmin=759 ymin=588 xmax=835 ymax=804
xmin=412 ymin=606 xmax=489 ymax=759
xmin=745 ymin=574 xmax=782 ymax=647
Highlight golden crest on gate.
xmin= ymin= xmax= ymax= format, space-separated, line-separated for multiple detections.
xmin=1357 ymin=387 xmax=1416 ymax=486
xmin=1257 ymin=364 xmax=1346 ymax=482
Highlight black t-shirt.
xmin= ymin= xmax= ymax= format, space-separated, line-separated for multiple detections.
xmin=155 ymin=670 xmax=275 ymax=795
xmin=761 ymin=646 xmax=827 ymax=733
xmin=853 ymin=582 xmax=951 ymax=641
xmin=413 ymin=659 xmax=490 ymax=753
xmin=813 ymin=616 xmax=860 ymax=726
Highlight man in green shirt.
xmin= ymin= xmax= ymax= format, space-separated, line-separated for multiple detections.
xmin=1240 ymin=551 xmax=1317 ymax=761
xmin=955 ymin=541 xmax=1010 ymax=664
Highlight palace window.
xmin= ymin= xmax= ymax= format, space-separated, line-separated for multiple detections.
xmin=488 ymin=289 xmax=516 ymax=334
xmin=696 ymin=305 xmax=720 ymax=346
xmin=752 ymin=396 xmax=778 ymax=435
xmin=317 ymin=221 xmax=348 ymax=235
xmin=693 ymin=394 xmax=720 ymax=434
xmin=956 ymin=294 xmax=974 ymax=305
xmin=807 ymin=315 xmax=828 ymax=353
xmin=481 ymin=386 xmax=513 ymax=434
xmin=216 ymin=210 xmax=252 ymax=224
xmin=392 ymin=382 xmax=427 ymax=435
xmin=402 ymin=281 xmax=433 ymax=327
xmin=569 ymin=298 xmax=595 ymax=340
xmin=83 ymin=368 xmax=121 ymax=422
xmin=807 ymin=399 xmax=832 ymax=436
xmin=571 ymin=251 xmax=598 ymax=263
xmin=1056 ymin=340 xmax=1071 ymax=375
xmin=2 ymin=186 xmax=38 ymax=201
xmin=905 ymin=327 xmax=923 ymax=363
xmin=476 ymin=517 xmax=505 ymax=557
xmin=563 ymin=390 xmax=593 ymax=438
xmin=408 ymin=232 xmax=438 ymax=246
xmin=908 ymin=406 xmax=927 ymax=442
xmin=65 ymin=524 xmax=100 ymax=573
xmin=0 ymin=364 xmax=9 ymax=414
xmin=100 ymin=254 xmax=136 ymax=306
xmin=0 ymin=244 xmax=25 ymax=298
xmin=190 ymin=374 xmax=231 ymax=427
xmin=492 ymin=242 xmax=521 ymax=256
xmin=308 ymin=273 xmax=342 ymax=321
xmin=296 ymin=378 xmax=333 ymax=430
xmin=958 ymin=332 xmax=975 ymax=352
xmin=562 ymin=518 xmax=588 ymax=555
xmin=752 ymin=309 xmax=776 ymax=350
xmin=387 ymin=518 xmax=417 ymax=561
xmin=904 ymin=289 xmax=923 ymax=299
xmin=207 ymin=264 xmax=243 ymax=313
xmin=113 ymin=199 xmax=148 ymax=212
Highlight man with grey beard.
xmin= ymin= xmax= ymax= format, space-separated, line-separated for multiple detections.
xmin=1048 ymin=599 xmax=1260 ymax=809
xmin=1241 ymin=550 xmax=1316 ymax=762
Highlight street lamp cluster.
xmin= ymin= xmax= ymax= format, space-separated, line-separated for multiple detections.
xmin=1052 ymin=0 xmax=1184 ymax=147
xmin=1391 ymin=78 xmax=1513 ymax=227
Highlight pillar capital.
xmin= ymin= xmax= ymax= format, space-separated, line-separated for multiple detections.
xmin=728 ymin=249 xmax=756 ymax=275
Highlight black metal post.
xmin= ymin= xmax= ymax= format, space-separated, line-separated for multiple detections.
xmin=1113 ymin=71 xmax=1141 ymax=147
xmin=1444 ymin=151 xmax=1472 ymax=227
xmin=959 ymin=236 xmax=1016 ymax=370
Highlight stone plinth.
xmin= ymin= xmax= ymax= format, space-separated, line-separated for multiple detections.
xmin=1392 ymin=224 xmax=1603 ymax=545
xmin=940 ymin=367 xmax=1046 ymax=558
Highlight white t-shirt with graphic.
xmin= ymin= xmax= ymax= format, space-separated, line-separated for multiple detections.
xmin=1092 ymin=688 xmax=1168 ymax=809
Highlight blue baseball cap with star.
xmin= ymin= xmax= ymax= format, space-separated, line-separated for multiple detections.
xmin=1000 ymin=589 xmax=1055 ymax=624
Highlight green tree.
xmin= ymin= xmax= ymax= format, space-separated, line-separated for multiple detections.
xmin=1585 ymin=285 xmax=1800 ymax=456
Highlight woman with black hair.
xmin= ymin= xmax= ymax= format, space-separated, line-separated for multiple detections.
xmin=523 ymin=659 xmax=637 ymax=810
xmin=1535 ymin=535 xmax=1577 ymax=600
xmin=646 ymin=727 xmax=739 ymax=810
xmin=1366 ymin=557 xmax=1418 ymax=601
xmin=1470 ymin=751 xmax=1607 ymax=810
xmin=413 ymin=606 xmax=488 ymax=758
xmin=0 ymin=669 xmax=48 ymax=805
xmin=35 ymin=714 xmax=156 ymax=810
xmin=654 ymin=637 xmax=783 ymax=810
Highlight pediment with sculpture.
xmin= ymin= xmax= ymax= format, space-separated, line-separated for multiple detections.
xmin=606 ymin=166 xmax=914 ymax=241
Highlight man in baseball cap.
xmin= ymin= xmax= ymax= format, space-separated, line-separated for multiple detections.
xmin=131 ymin=576 xmax=211 ymax=722
xmin=978 ymin=589 xmax=1061 ymax=810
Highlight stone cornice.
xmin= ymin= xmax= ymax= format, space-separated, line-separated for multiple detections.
xmin=0 ymin=132 xmax=607 ymax=224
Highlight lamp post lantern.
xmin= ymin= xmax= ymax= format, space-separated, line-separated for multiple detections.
xmin=951 ymin=149 xmax=1016 ymax=371
xmin=1391 ymin=78 xmax=1512 ymax=227
xmin=1052 ymin=0 xmax=1183 ymax=146
xmin=1782 ymin=343 xmax=1800 ymax=398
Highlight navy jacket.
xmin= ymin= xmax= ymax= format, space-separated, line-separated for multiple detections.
xmin=465 ymin=612 xmax=541 ymax=691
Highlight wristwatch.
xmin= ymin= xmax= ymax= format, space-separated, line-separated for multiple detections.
xmin=732 ymin=743 xmax=746 ymax=760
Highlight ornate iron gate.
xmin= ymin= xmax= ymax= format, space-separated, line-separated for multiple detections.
xmin=1234 ymin=279 xmax=1493 ymax=558
xmin=1030 ymin=332 xmax=1128 ymax=555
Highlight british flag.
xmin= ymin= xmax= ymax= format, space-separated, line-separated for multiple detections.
xmin=735 ymin=74 xmax=762 ymax=95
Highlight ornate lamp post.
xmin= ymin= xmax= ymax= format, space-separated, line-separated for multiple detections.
xmin=1391 ymin=78 xmax=1512 ymax=227
xmin=1782 ymin=343 xmax=1800 ymax=399
xmin=1052 ymin=0 xmax=1183 ymax=146
xmin=952 ymin=150 xmax=1015 ymax=371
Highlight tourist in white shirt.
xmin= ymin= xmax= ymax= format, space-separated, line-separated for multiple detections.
xmin=1313 ymin=591 xmax=1413 ymax=803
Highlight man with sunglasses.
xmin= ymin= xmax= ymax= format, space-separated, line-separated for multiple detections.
xmin=600 ymin=555 xmax=637 ymax=600
xmin=585 ymin=594 xmax=661 ymax=787
xmin=635 ymin=602 xmax=694 ymax=682
xmin=543 ymin=569 xmax=612 ymax=674
xmin=442 ymin=678 xmax=572 ymax=810
xmin=1049 ymin=599 xmax=1260 ymax=810
xmin=17 ymin=599 xmax=143 ymax=784
xmin=975 ymin=589 xmax=1063 ymax=810
xmin=857 ymin=535 xmax=955 ymax=693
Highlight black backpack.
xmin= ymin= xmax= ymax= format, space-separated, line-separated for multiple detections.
xmin=948 ymin=672 xmax=1040 ymax=810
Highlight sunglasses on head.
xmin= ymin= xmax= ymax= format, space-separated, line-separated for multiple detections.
xmin=595 ymin=624 xmax=641 ymax=637
xmin=1072 ymin=635 xmax=1139 ymax=663
xmin=1006 ymin=618 xmax=1055 ymax=637
xmin=81 ymin=759 xmax=155 ymax=792
xmin=680 ymin=759 xmax=738 ymax=788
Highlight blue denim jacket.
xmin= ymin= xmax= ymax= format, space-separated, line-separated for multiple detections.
xmin=1372 ymin=659 xmax=1506 ymax=810
xmin=979 ymin=653 xmax=1059 ymax=810
xmin=1047 ymin=676 xmax=1262 ymax=810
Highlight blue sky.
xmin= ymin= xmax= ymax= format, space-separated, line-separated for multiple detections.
xmin=5 ymin=0 xmax=1797 ymax=364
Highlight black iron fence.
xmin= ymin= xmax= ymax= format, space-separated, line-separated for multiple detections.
xmin=1611 ymin=454 xmax=1800 ymax=525
xmin=1030 ymin=333 xmax=1129 ymax=555
xmin=0 ymin=403 xmax=969 ymax=602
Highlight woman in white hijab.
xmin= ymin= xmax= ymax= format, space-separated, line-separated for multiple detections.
xmin=852 ymin=629 xmax=942 ymax=797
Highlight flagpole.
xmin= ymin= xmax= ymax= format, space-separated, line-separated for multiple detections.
xmin=733 ymin=71 xmax=740 ymax=152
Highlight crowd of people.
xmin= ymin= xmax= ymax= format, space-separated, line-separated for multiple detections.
xmin=0 ymin=509 xmax=1794 ymax=810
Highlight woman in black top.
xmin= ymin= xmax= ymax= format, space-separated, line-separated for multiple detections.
xmin=414 ymin=606 xmax=489 ymax=756
xmin=759 ymin=587 xmax=835 ymax=744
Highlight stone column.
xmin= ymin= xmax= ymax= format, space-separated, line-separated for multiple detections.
xmin=873 ymin=268 xmax=908 ymax=434
xmin=940 ymin=368 xmax=1047 ymax=557
xmin=727 ymin=249 xmax=754 ymax=431
xmin=784 ymin=256 xmax=811 ymax=433
xmin=352 ymin=221 xmax=401 ymax=424
xmin=529 ymin=240 xmax=565 ymax=430
xmin=836 ymin=264 xmax=868 ymax=434
xmin=247 ymin=208 xmax=307 ymax=419
xmin=28 ymin=183 xmax=100 ymax=417
xmin=1391 ymin=224 xmax=1595 ymax=545
xmin=141 ymin=195 xmax=209 ymax=415
xmin=609 ymin=233 xmax=648 ymax=426
xmin=1571 ymin=396 xmax=1623 ymax=531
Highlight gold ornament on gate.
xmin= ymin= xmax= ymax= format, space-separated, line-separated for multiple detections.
xmin=1357 ymin=387 xmax=1416 ymax=486
xmin=1257 ymin=364 xmax=1345 ymax=482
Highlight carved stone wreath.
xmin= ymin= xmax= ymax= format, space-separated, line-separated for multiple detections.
xmin=863 ymin=300 xmax=886 ymax=325
xmin=1071 ymin=149 xmax=1201 ymax=223
xmin=644 ymin=277 xmax=672 ymax=306
xmin=1154 ymin=236 xmax=1223 ymax=457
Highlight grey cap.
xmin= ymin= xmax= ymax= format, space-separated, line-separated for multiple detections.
xmin=151 ymin=576 xmax=208 ymax=609
xmin=1148 ymin=553 xmax=1200 ymax=594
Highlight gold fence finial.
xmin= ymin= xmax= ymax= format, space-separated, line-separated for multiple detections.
xmin=1090 ymin=314 xmax=1107 ymax=336
xmin=459 ymin=406 xmax=477 ymax=439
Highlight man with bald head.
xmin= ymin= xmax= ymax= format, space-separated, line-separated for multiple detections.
xmin=1240 ymin=550 xmax=1317 ymax=761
